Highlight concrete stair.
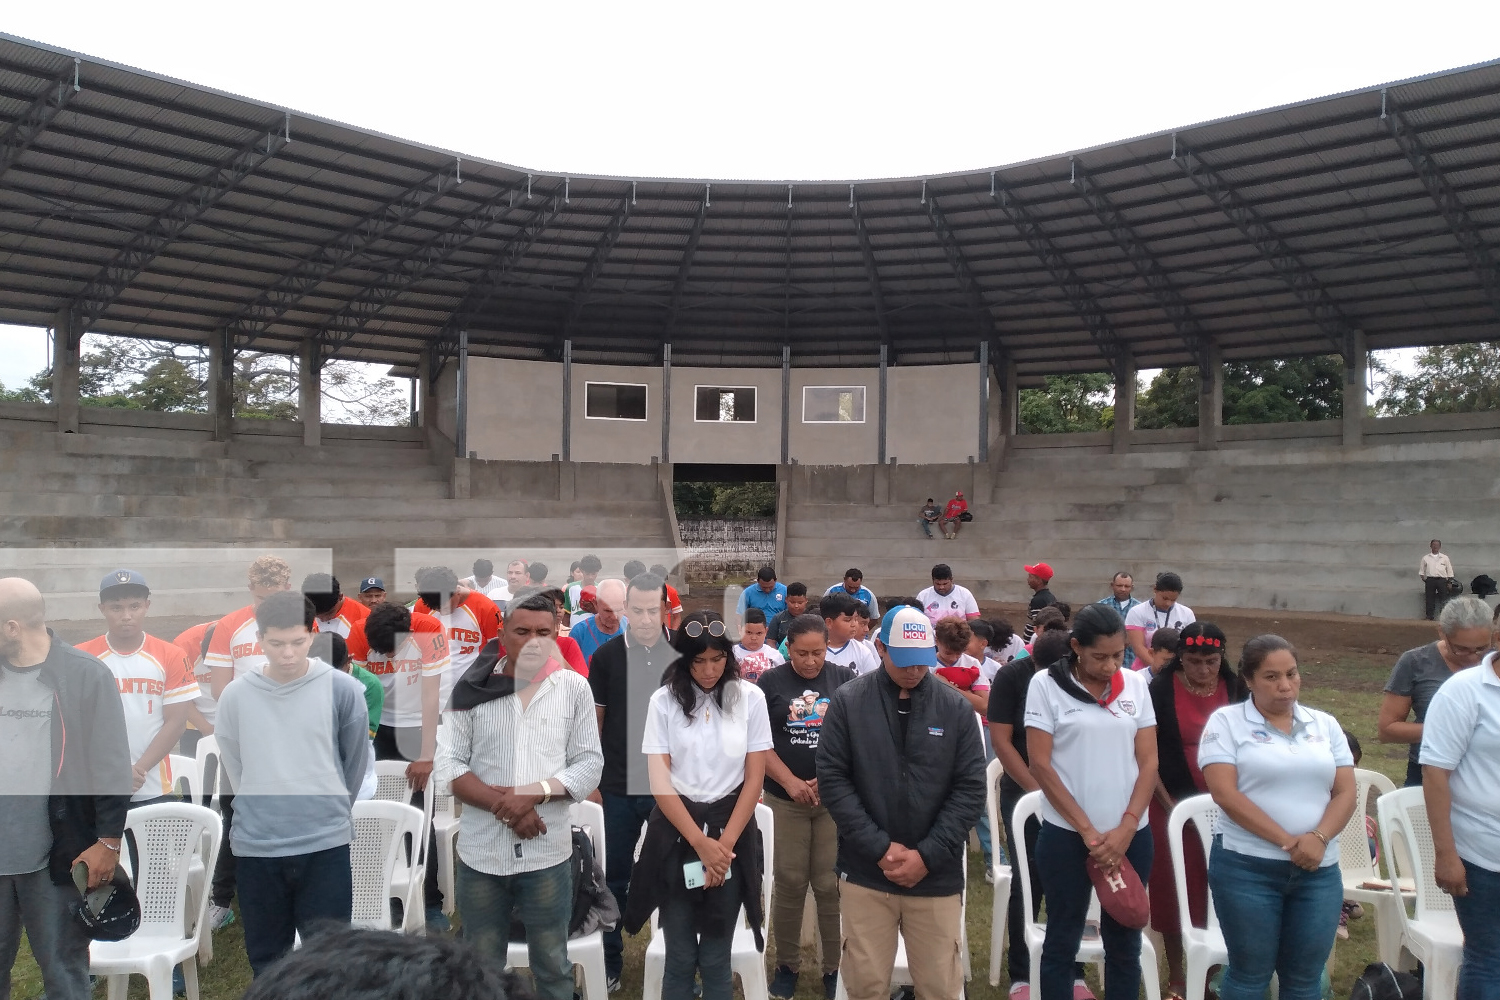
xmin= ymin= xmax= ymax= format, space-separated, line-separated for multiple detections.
xmin=1 ymin=424 xmax=677 ymax=618
xmin=782 ymin=441 xmax=1500 ymax=620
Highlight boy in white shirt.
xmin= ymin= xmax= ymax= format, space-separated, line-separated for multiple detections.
xmin=732 ymin=609 xmax=786 ymax=683
xmin=820 ymin=594 xmax=881 ymax=675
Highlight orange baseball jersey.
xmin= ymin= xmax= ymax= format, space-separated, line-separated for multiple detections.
xmin=172 ymin=620 xmax=219 ymax=727
xmin=664 ymin=583 xmax=684 ymax=616
xmin=77 ymin=633 xmax=200 ymax=801
xmin=204 ymin=604 xmax=268 ymax=680
xmin=414 ymin=591 xmax=501 ymax=714
xmin=346 ymin=610 xmax=451 ymax=728
xmin=313 ymin=595 xmax=370 ymax=639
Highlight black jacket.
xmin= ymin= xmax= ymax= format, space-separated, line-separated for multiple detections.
xmin=1149 ymin=661 xmax=1246 ymax=801
xmin=817 ymin=669 xmax=986 ymax=896
xmin=9 ymin=633 xmax=134 ymax=886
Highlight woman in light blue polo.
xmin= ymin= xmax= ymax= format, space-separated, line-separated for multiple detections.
xmin=1198 ymin=634 xmax=1356 ymax=1000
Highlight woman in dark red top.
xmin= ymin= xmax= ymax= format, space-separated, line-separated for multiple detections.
xmin=1148 ymin=621 xmax=1246 ymax=1000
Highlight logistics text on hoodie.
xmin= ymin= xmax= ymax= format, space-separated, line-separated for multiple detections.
xmin=215 ymin=657 xmax=370 ymax=858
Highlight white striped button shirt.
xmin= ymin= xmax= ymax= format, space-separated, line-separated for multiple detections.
xmin=435 ymin=667 xmax=603 ymax=876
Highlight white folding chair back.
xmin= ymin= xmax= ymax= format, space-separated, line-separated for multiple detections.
xmin=1377 ymin=787 xmax=1463 ymax=1000
xmin=1010 ymin=790 xmax=1161 ymax=1000
xmin=165 ymin=754 xmax=201 ymax=803
xmin=372 ymin=761 xmax=435 ymax=926
xmin=506 ymin=799 xmax=610 ymax=1000
xmin=90 ymin=803 xmax=222 ymax=1000
xmin=373 ymin=760 xmax=416 ymax=802
xmin=642 ymin=801 xmax=774 ymax=1000
xmin=1168 ymin=795 xmax=1225 ymax=1000
xmin=193 ymin=735 xmax=222 ymax=809
xmin=432 ymin=779 xmax=462 ymax=917
xmin=986 ymin=756 xmax=1015 ymax=986
xmin=1338 ymin=768 xmax=1405 ymax=967
xmin=351 ymin=800 xmax=425 ymax=933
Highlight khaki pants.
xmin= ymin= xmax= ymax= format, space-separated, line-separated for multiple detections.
xmin=766 ymin=793 xmax=841 ymax=974
xmin=838 ymin=879 xmax=964 ymax=1000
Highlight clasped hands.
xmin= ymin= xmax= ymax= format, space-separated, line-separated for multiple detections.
xmin=692 ymin=834 xmax=737 ymax=888
xmin=488 ymin=784 xmax=547 ymax=840
xmin=879 ymin=843 xmax=928 ymax=888
xmin=1278 ymin=832 xmax=1327 ymax=872
xmin=1084 ymin=824 xmax=1135 ymax=873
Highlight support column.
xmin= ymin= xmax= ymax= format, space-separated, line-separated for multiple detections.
xmin=1112 ymin=352 xmax=1136 ymax=454
xmin=298 ymin=337 xmax=321 ymax=447
xmin=417 ymin=349 xmax=435 ymax=428
xmin=1197 ymin=343 xmax=1223 ymax=451
xmin=561 ymin=339 xmax=573 ymax=462
xmin=661 ymin=343 xmax=672 ymax=464
xmin=993 ymin=357 xmax=1019 ymax=470
xmin=51 ymin=307 xmax=80 ymax=434
xmin=977 ymin=341 xmax=990 ymax=463
xmin=455 ymin=329 xmax=469 ymax=459
xmin=877 ymin=344 xmax=888 ymax=465
xmin=780 ymin=345 xmax=791 ymax=465
xmin=1343 ymin=330 xmax=1367 ymax=448
xmin=209 ymin=333 xmax=234 ymax=442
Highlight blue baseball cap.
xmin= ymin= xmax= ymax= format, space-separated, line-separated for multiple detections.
xmin=99 ymin=569 xmax=149 ymax=597
xmin=877 ymin=606 xmax=937 ymax=668
xmin=359 ymin=577 xmax=385 ymax=593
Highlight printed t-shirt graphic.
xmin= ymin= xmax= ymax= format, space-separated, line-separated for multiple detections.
xmin=77 ymin=634 xmax=200 ymax=800
xmin=346 ymin=611 xmax=452 ymax=727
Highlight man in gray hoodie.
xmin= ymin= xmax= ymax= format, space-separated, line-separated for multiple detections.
xmin=216 ymin=590 xmax=370 ymax=976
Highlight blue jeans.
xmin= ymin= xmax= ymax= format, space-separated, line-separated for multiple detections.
xmin=1454 ymin=859 xmax=1500 ymax=1000
xmin=1035 ymin=821 xmax=1153 ymax=1000
xmin=0 ymin=869 xmax=92 ymax=1000
xmin=602 ymin=791 xmax=657 ymax=976
xmin=660 ymin=883 xmax=740 ymax=1000
xmin=237 ymin=845 xmax=353 ymax=976
xmin=1208 ymin=840 xmax=1342 ymax=1000
xmin=921 ymin=519 xmax=935 ymax=538
xmin=457 ymin=858 xmax=575 ymax=1000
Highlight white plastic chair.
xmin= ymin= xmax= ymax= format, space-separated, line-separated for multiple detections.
xmin=373 ymin=760 xmax=436 ymax=928
xmin=1168 ymin=795 xmax=1225 ymax=1000
xmin=351 ymin=799 xmax=426 ymax=934
xmin=192 ymin=735 xmax=222 ymax=811
xmin=985 ymin=756 xmax=1016 ymax=986
xmin=642 ymin=801 xmax=774 ymax=1000
xmin=1011 ymin=790 xmax=1162 ymax=1000
xmin=1377 ymin=787 xmax=1463 ymax=1000
xmin=165 ymin=754 xmax=201 ymax=802
xmin=1338 ymin=768 xmax=1406 ymax=968
xmin=432 ymin=780 xmax=462 ymax=917
xmin=91 ymin=803 xmax=222 ymax=1000
xmin=505 ymin=800 xmax=610 ymax=1000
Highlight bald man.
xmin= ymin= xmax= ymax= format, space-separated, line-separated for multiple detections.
xmin=0 ymin=578 xmax=132 ymax=1000
xmin=568 ymin=578 xmax=627 ymax=665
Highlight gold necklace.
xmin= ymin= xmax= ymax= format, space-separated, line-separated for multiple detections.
xmin=1181 ymin=673 xmax=1219 ymax=697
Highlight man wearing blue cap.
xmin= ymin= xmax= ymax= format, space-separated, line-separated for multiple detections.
xmin=356 ymin=578 xmax=386 ymax=611
xmin=816 ymin=605 xmax=986 ymax=1000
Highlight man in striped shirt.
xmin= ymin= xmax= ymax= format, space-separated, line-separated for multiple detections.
xmin=435 ymin=590 xmax=602 ymax=1000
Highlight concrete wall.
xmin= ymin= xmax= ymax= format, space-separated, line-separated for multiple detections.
xmin=571 ymin=363 xmax=663 ymax=464
xmin=465 ymin=357 xmax=564 ymax=461
xmin=887 ymin=363 xmax=983 ymax=465
xmin=788 ymin=368 xmax=880 ymax=465
xmin=670 ymin=366 xmax=783 ymax=465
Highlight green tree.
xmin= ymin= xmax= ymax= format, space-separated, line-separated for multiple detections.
xmin=1018 ymin=373 xmax=1114 ymax=434
xmin=1377 ymin=342 xmax=1500 ymax=415
xmin=1135 ymin=355 xmax=1345 ymax=428
xmin=672 ymin=482 xmax=777 ymax=519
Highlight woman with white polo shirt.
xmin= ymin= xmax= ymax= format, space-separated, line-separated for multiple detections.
xmin=1419 ymin=646 xmax=1500 ymax=999
xmin=1026 ymin=604 xmax=1159 ymax=1000
xmin=1198 ymin=635 xmax=1356 ymax=1000
xmin=623 ymin=611 xmax=773 ymax=1000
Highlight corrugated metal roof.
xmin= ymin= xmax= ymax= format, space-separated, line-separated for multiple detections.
xmin=2 ymin=31 xmax=1499 ymax=377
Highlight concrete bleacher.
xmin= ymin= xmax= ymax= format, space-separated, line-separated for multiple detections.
xmin=782 ymin=435 xmax=1500 ymax=620
xmin=0 ymin=409 xmax=678 ymax=617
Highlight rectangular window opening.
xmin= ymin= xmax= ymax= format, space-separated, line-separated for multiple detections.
xmin=584 ymin=382 xmax=648 ymax=421
xmin=694 ymin=385 xmax=757 ymax=422
xmin=802 ymin=385 xmax=866 ymax=423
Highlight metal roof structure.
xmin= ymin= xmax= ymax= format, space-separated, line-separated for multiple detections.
xmin=3 ymin=31 xmax=1500 ymax=381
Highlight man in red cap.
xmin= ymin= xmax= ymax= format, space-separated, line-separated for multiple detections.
xmin=1023 ymin=562 xmax=1056 ymax=643
xmin=940 ymin=491 xmax=969 ymax=539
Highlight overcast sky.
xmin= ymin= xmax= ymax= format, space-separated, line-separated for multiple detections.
xmin=2 ymin=0 xmax=1491 ymax=390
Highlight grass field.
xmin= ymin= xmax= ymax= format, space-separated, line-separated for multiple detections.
xmin=10 ymin=609 xmax=1430 ymax=999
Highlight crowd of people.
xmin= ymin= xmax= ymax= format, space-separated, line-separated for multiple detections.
xmin=1 ymin=552 xmax=1498 ymax=1000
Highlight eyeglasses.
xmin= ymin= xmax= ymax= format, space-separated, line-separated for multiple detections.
xmin=682 ymin=620 xmax=727 ymax=638
xmin=1447 ymin=640 xmax=1492 ymax=657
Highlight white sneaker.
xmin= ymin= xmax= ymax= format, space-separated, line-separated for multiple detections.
xmin=206 ymin=904 xmax=235 ymax=931
xmin=983 ymin=868 xmax=996 ymax=885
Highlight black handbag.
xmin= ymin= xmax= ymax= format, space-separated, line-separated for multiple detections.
xmin=959 ymin=511 xmax=974 ymax=522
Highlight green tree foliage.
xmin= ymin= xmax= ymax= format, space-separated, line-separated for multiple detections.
xmin=1377 ymin=342 xmax=1500 ymax=415
xmin=1135 ymin=355 xmax=1345 ymax=428
xmin=673 ymin=482 xmax=777 ymax=518
xmin=4 ymin=334 xmax=409 ymax=424
xmin=1018 ymin=373 xmax=1115 ymax=433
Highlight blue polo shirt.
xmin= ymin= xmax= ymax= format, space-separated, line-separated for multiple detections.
xmin=737 ymin=583 xmax=788 ymax=617
xmin=571 ymin=615 xmax=625 ymax=664
xmin=823 ymin=583 xmax=879 ymax=617
xmin=1097 ymin=595 xmax=1142 ymax=668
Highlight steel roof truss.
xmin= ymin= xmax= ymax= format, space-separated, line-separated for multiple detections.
xmin=664 ymin=198 xmax=708 ymax=336
xmin=851 ymin=194 xmax=890 ymax=345
xmin=558 ymin=196 xmax=633 ymax=349
xmin=925 ymin=197 xmax=1000 ymax=346
xmin=0 ymin=66 xmax=78 ymax=186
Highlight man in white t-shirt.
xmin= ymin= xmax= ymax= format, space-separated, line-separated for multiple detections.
xmin=1124 ymin=571 xmax=1195 ymax=672
xmin=917 ymin=563 xmax=981 ymax=626
xmin=461 ymin=558 xmax=512 ymax=605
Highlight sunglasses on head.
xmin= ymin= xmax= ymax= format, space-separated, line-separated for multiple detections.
xmin=682 ymin=619 xmax=727 ymax=638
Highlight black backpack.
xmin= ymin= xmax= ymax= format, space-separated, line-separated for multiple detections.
xmin=1348 ymin=963 xmax=1421 ymax=1000
xmin=508 ymin=826 xmax=604 ymax=940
